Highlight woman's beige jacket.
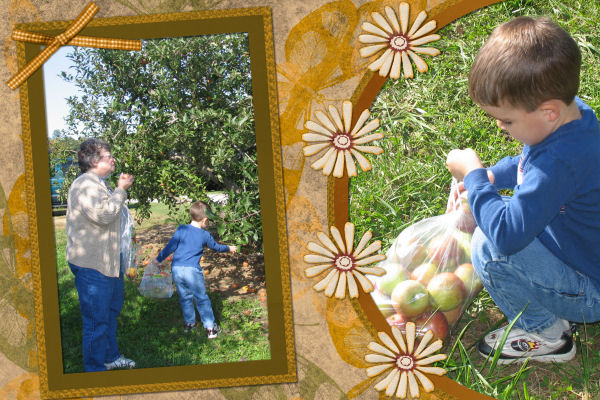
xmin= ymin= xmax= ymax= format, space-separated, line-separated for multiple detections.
xmin=65 ymin=172 xmax=127 ymax=278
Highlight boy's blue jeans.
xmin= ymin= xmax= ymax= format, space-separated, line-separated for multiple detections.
xmin=471 ymin=227 xmax=600 ymax=333
xmin=171 ymin=265 xmax=215 ymax=329
xmin=69 ymin=263 xmax=123 ymax=372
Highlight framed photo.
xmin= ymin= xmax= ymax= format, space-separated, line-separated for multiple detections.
xmin=18 ymin=7 xmax=295 ymax=398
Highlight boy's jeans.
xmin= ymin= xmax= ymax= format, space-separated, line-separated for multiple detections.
xmin=69 ymin=263 xmax=123 ymax=372
xmin=471 ymin=228 xmax=600 ymax=333
xmin=171 ymin=265 xmax=215 ymax=329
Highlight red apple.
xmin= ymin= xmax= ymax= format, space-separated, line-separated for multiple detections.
xmin=427 ymin=272 xmax=467 ymax=312
xmin=454 ymin=263 xmax=483 ymax=297
xmin=442 ymin=305 xmax=464 ymax=326
xmin=426 ymin=234 xmax=462 ymax=269
xmin=414 ymin=311 xmax=450 ymax=341
xmin=391 ymin=280 xmax=430 ymax=318
xmin=387 ymin=311 xmax=449 ymax=341
xmin=377 ymin=262 xmax=410 ymax=297
xmin=386 ymin=313 xmax=413 ymax=329
xmin=410 ymin=262 xmax=438 ymax=285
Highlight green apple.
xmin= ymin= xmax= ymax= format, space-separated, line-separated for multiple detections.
xmin=454 ymin=263 xmax=483 ymax=297
xmin=377 ymin=262 xmax=410 ymax=297
xmin=391 ymin=280 xmax=430 ymax=318
xmin=410 ymin=262 xmax=438 ymax=285
xmin=453 ymin=230 xmax=473 ymax=264
xmin=427 ymin=272 xmax=467 ymax=312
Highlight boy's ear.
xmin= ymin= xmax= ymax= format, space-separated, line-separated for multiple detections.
xmin=538 ymin=100 xmax=562 ymax=122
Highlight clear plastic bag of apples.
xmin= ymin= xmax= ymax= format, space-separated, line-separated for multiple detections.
xmin=370 ymin=179 xmax=482 ymax=342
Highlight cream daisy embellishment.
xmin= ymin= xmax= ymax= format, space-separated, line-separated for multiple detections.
xmin=302 ymin=101 xmax=383 ymax=178
xmin=365 ymin=323 xmax=447 ymax=399
xmin=304 ymin=222 xmax=386 ymax=298
xmin=359 ymin=2 xmax=441 ymax=79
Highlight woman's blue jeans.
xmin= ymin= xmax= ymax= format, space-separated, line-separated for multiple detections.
xmin=171 ymin=265 xmax=215 ymax=329
xmin=471 ymin=227 xmax=600 ymax=332
xmin=69 ymin=263 xmax=123 ymax=372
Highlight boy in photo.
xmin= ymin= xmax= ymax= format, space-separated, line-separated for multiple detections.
xmin=446 ymin=16 xmax=600 ymax=363
xmin=151 ymin=201 xmax=237 ymax=338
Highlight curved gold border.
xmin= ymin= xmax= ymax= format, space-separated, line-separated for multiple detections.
xmin=18 ymin=6 xmax=295 ymax=399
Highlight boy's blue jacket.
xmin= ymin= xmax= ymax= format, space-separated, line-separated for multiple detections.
xmin=156 ymin=224 xmax=230 ymax=267
xmin=464 ymin=98 xmax=600 ymax=282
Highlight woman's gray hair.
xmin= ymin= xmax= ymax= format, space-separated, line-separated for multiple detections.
xmin=77 ymin=138 xmax=111 ymax=173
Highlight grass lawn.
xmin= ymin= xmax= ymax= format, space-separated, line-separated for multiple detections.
xmin=55 ymin=202 xmax=269 ymax=373
xmin=350 ymin=0 xmax=600 ymax=398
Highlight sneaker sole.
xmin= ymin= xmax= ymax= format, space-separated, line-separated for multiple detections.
xmin=478 ymin=338 xmax=576 ymax=365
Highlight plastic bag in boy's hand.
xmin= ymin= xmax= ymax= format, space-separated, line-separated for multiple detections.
xmin=369 ymin=181 xmax=483 ymax=341
xmin=446 ymin=179 xmax=477 ymax=234
xmin=138 ymin=263 xmax=174 ymax=298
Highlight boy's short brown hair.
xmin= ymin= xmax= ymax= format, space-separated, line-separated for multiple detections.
xmin=190 ymin=200 xmax=209 ymax=222
xmin=469 ymin=16 xmax=581 ymax=112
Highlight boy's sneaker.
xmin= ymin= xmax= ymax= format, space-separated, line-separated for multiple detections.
xmin=478 ymin=325 xmax=575 ymax=364
xmin=104 ymin=355 xmax=136 ymax=370
xmin=207 ymin=325 xmax=221 ymax=339
xmin=184 ymin=322 xmax=198 ymax=333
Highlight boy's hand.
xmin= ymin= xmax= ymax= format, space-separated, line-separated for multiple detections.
xmin=446 ymin=148 xmax=484 ymax=181
xmin=229 ymin=245 xmax=238 ymax=253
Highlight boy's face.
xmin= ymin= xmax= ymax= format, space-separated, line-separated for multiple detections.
xmin=480 ymin=102 xmax=555 ymax=146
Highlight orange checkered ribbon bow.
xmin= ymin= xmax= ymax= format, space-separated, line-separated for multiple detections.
xmin=7 ymin=2 xmax=141 ymax=90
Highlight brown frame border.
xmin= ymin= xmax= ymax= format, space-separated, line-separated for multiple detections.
xmin=17 ymin=6 xmax=296 ymax=399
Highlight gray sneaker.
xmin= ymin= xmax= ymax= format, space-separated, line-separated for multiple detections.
xmin=104 ymin=355 xmax=136 ymax=370
xmin=478 ymin=325 xmax=575 ymax=364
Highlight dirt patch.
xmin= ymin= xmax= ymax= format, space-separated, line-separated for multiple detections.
xmin=133 ymin=223 xmax=267 ymax=304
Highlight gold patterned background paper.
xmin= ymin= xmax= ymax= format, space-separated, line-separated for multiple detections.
xmin=0 ymin=0 xmax=502 ymax=399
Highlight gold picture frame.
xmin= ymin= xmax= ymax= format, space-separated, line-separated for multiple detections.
xmin=17 ymin=6 xmax=295 ymax=399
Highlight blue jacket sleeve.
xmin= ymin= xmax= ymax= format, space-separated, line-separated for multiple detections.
xmin=464 ymin=156 xmax=575 ymax=255
xmin=157 ymin=228 xmax=180 ymax=262
xmin=488 ymin=155 xmax=520 ymax=189
xmin=205 ymin=232 xmax=230 ymax=253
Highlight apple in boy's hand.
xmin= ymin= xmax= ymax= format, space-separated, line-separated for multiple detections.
xmin=391 ymin=279 xmax=430 ymax=317
xmin=377 ymin=262 xmax=410 ymax=296
xmin=427 ymin=272 xmax=467 ymax=312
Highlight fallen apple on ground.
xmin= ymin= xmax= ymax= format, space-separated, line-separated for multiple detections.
xmin=427 ymin=272 xmax=467 ymax=312
xmin=391 ymin=279 xmax=430 ymax=318
xmin=126 ymin=267 xmax=136 ymax=279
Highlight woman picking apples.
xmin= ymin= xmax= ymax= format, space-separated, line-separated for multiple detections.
xmin=65 ymin=138 xmax=137 ymax=371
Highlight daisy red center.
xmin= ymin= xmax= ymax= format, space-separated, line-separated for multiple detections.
xmin=389 ymin=34 xmax=410 ymax=52
xmin=396 ymin=354 xmax=415 ymax=371
xmin=332 ymin=133 xmax=352 ymax=150
xmin=334 ymin=255 xmax=354 ymax=271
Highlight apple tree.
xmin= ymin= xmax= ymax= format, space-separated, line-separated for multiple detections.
xmin=60 ymin=33 xmax=262 ymax=251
